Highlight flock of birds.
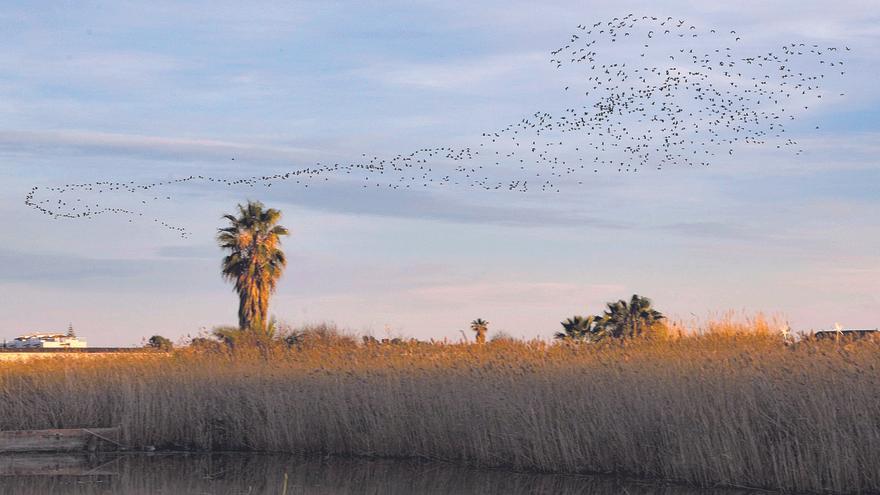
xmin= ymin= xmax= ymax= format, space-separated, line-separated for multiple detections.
xmin=25 ymin=14 xmax=850 ymax=238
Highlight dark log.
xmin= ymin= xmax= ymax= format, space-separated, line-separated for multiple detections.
xmin=0 ymin=453 xmax=118 ymax=476
xmin=0 ymin=427 xmax=122 ymax=453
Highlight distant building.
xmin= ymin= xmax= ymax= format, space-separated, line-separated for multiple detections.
xmin=5 ymin=333 xmax=88 ymax=349
xmin=813 ymin=329 xmax=878 ymax=340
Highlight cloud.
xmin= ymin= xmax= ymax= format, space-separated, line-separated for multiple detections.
xmin=0 ymin=129 xmax=327 ymax=164
xmin=156 ymin=245 xmax=218 ymax=259
xmin=101 ymin=1 xmax=315 ymax=41
xmin=0 ymin=49 xmax=185 ymax=92
xmin=264 ymin=182 xmax=632 ymax=229
xmin=356 ymin=51 xmax=548 ymax=90
xmin=658 ymin=221 xmax=759 ymax=240
xmin=0 ymin=248 xmax=216 ymax=290
xmin=407 ymin=281 xmax=624 ymax=305
xmin=0 ymin=248 xmax=145 ymax=282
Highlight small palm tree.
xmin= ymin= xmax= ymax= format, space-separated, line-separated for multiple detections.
xmin=470 ymin=318 xmax=489 ymax=344
xmin=218 ymin=200 xmax=289 ymax=335
xmin=600 ymin=294 xmax=664 ymax=338
xmin=555 ymin=315 xmax=603 ymax=341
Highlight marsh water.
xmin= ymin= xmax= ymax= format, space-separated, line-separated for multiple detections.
xmin=0 ymin=453 xmax=764 ymax=495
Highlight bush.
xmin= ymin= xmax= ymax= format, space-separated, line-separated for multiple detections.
xmin=146 ymin=335 xmax=173 ymax=350
xmin=282 ymin=323 xmax=358 ymax=350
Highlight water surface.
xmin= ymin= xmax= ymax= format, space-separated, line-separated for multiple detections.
xmin=0 ymin=453 xmax=765 ymax=495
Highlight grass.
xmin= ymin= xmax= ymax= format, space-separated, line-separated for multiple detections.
xmin=0 ymin=319 xmax=877 ymax=494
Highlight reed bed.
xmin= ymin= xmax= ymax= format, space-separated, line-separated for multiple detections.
xmin=0 ymin=322 xmax=877 ymax=494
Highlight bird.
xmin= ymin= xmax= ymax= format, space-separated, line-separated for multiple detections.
xmin=25 ymin=14 xmax=849 ymax=236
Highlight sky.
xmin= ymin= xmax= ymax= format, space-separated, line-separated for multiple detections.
xmin=1 ymin=0 xmax=878 ymax=346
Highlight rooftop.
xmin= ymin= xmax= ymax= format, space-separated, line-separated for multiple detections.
xmin=14 ymin=333 xmax=78 ymax=340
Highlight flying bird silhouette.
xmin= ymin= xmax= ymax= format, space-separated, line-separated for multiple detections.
xmin=25 ymin=14 xmax=849 ymax=237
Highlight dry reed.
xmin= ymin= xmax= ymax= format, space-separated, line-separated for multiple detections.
xmin=0 ymin=320 xmax=877 ymax=494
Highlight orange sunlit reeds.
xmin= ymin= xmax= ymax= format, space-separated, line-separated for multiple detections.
xmin=0 ymin=319 xmax=877 ymax=494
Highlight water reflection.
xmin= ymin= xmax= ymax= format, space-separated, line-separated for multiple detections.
xmin=0 ymin=453 xmax=762 ymax=495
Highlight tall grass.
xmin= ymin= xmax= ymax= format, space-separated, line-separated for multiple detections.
xmin=0 ymin=320 xmax=877 ymax=494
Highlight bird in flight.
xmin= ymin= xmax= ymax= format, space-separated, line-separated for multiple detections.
xmin=26 ymin=13 xmax=850 ymax=237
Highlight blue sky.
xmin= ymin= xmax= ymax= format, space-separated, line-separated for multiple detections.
xmin=1 ymin=0 xmax=878 ymax=345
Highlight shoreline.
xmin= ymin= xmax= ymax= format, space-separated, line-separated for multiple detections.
xmin=1 ymin=332 xmax=877 ymax=494
xmin=0 ymin=450 xmax=773 ymax=494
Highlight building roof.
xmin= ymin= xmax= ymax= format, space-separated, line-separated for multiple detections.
xmin=15 ymin=333 xmax=76 ymax=340
xmin=816 ymin=328 xmax=878 ymax=333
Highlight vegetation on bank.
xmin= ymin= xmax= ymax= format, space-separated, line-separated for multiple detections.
xmin=555 ymin=294 xmax=665 ymax=341
xmin=1 ymin=319 xmax=878 ymax=494
xmin=0 ymin=454 xmax=764 ymax=495
xmin=7 ymin=201 xmax=874 ymax=494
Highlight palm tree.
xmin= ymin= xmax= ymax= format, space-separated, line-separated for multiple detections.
xmin=218 ymin=200 xmax=289 ymax=335
xmin=555 ymin=315 xmax=603 ymax=341
xmin=470 ymin=318 xmax=489 ymax=344
xmin=600 ymin=294 xmax=664 ymax=338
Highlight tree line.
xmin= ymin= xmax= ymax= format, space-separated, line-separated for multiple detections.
xmin=146 ymin=200 xmax=665 ymax=349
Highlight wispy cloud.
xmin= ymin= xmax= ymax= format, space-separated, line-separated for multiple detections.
xmin=156 ymin=245 xmax=218 ymax=259
xmin=0 ymin=50 xmax=184 ymax=89
xmin=0 ymin=248 xmax=145 ymax=282
xmin=0 ymin=247 xmax=223 ymax=290
xmin=657 ymin=221 xmax=760 ymax=240
xmin=356 ymin=51 xmax=547 ymax=90
xmin=0 ymin=129 xmax=327 ymax=163
xmin=407 ymin=281 xmax=624 ymax=304
xmin=260 ymin=182 xmax=633 ymax=229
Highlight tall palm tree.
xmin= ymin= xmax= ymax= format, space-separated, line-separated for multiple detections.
xmin=600 ymin=294 xmax=664 ymax=338
xmin=218 ymin=200 xmax=289 ymax=334
xmin=470 ymin=318 xmax=489 ymax=344
xmin=555 ymin=315 xmax=603 ymax=341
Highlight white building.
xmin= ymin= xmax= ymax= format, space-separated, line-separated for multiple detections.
xmin=6 ymin=333 xmax=88 ymax=349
